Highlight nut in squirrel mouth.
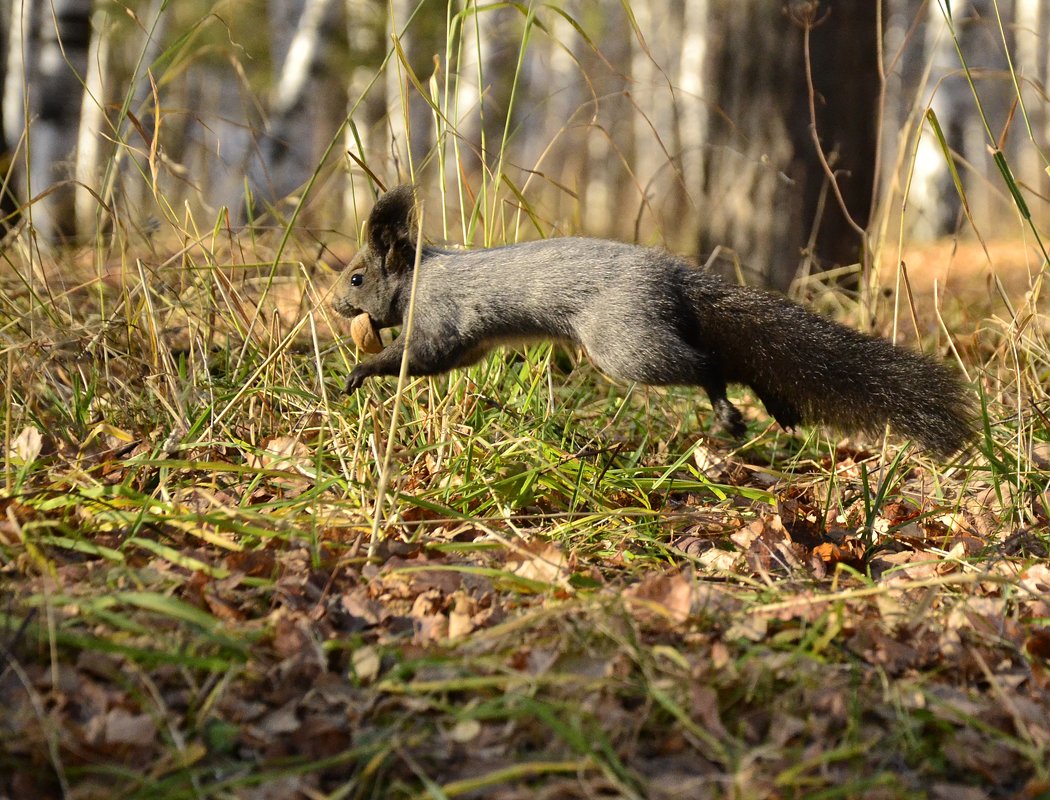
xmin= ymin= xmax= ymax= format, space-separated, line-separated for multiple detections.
xmin=350 ymin=313 xmax=384 ymax=353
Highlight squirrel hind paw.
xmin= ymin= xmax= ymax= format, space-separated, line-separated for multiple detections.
xmin=711 ymin=398 xmax=747 ymax=439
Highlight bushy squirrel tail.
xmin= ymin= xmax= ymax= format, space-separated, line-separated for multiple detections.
xmin=691 ymin=277 xmax=976 ymax=456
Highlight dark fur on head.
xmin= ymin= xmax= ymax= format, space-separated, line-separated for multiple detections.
xmin=366 ymin=184 xmax=417 ymax=266
xmin=332 ymin=185 xmax=421 ymax=328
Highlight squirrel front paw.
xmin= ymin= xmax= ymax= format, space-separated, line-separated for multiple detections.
xmin=344 ymin=368 xmax=368 ymax=395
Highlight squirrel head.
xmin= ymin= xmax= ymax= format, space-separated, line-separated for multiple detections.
xmin=333 ymin=184 xmax=418 ymax=328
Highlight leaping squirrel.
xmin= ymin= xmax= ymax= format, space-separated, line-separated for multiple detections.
xmin=334 ymin=186 xmax=975 ymax=456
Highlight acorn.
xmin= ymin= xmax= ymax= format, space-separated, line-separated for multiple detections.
xmin=350 ymin=313 xmax=383 ymax=354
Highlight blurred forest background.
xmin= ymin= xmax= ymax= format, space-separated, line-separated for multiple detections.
xmin=1 ymin=0 xmax=1047 ymax=289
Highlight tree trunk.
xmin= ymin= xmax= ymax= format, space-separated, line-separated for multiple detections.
xmin=344 ymin=0 xmax=388 ymax=223
xmin=443 ymin=0 xmax=520 ymax=212
xmin=699 ymin=1 xmax=879 ymax=290
xmin=117 ymin=0 xmax=169 ymax=230
xmin=24 ymin=0 xmax=92 ymax=245
xmin=3 ymin=0 xmax=34 ymax=167
xmin=244 ymin=0 xmax=337 ymax=219
xmin=630 ymin=0 xmax=686 ymax=245
xmin=3 ymin=0 xmax=36 ymax=234
xmin=386 ymin=0 xmax=434 ymax=184
xmin=795 ymin=1 xmax=880 ymax=283
xmin=675 ymin=0 xmax=709 ymax=236
xmin=75 ymin=4 xmax=109 ymax=237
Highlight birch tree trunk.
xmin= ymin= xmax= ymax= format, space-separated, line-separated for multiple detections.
xmin=115 ymin=0 xmax=169 ymax=227
xmin=629 ymin=0 xmax=686 ymax=244
xmin=1012 ymin=0 xmax=1044 ymax=189
xmin=699 ymin=3 xmax=808 ymax=288
xmin=243 ymin=0 xmax=336 ymax=219
xmin=3 ymin=0 xmax=36 ymax=235
xmin=426 ymin=0 xmax=523 ymax=231
xmin=74 ymin=3 xmax=108 ymax=237
xmin=386 ymin=0 xmax=434 ymax=184
xmin=344 ymin=0 xmax=388 ymax=221
xmin=2 ymin=0 xmax=36 ymax=225
xmin=796 ymin=1 xmax=879 ymax=282
xmin=3 ymin=0 xmax=34 ymax=166
xmin=578 ymin=7 xmax=632 ymax=240
xmin=447 ymin=1 xmax=486 ymax=210
xmin=0 ymin=0 xmax=1036 ymax=245
xmin=25 ymin=0 xmax=91 ymax=245
xmin=675 ymin=0 xmax=708 ymax=235
xmin=512 ymin=2 xmax=590 ymax=231
xmin=955 ymin=0 xmax=1016 ymax=230
xmin=452 ymin=1 xmax=525 ymax=232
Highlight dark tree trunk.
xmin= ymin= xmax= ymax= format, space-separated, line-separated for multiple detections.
xmin=699 ymin=1 xmax=880 ymax=290
xmin=796 ymin=1 xmax=880 ymax=283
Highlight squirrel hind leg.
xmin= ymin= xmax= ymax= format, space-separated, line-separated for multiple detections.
xmin=704 ymin=385 xmax=746 ymax=439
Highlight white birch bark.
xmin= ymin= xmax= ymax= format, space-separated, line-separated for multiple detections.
xmin=908 ymin=3 xmax=961 ymax=239
xmin=344 ymin=0 xmax=387 ymax=221
xmin=244 ymin=0 xmax=336 ymax=216
xmin=74 ymin=4 xmax=108 ymax=236
xmin=28 ymin=0 xmax=92 ymax=244
xmin=629 ymin=0 xmax=658 ymax=187
xmin=511 ymin=2 xmax=584 ymax=232
xmin=1044 ymin=0 xmax=1050 ymax=178
xmin=1012 ymin=0 xmax=1045 ymax=190
xmin=448 ymin=0 xmax=482 ymax=212
xmin=117 ymin=0 xmax=169 ymax=218
xmin=628 ymin=0 xmax=682 ymax=240
xmin=272 ymin=0 xmax=332 ymax=118
xmin=675 ymin=0 xmax=706 ymax=217
xmin=385 ymin=0 xmax=412 ymax=181
xmin=3 ymin=0 xmax=37 ymax=212
xmin=3 ymin=0 xmax=35 ymax=160
xmin=580 ymin=6 xmax=631 ymax=239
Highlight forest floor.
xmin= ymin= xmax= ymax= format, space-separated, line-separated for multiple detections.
xmin=1 ymin=236 xmax=1048 ymax=799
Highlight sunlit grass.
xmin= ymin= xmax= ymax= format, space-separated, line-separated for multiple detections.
xmin=2 ymin=0 xmax=1049 ymax=796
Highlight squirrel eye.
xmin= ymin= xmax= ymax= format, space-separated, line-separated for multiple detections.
xmin=350 ymin=273 xmax=363 ymax=287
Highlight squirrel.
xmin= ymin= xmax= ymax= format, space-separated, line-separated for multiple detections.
xmin=333 ymin=185 xmax=975 ymax=457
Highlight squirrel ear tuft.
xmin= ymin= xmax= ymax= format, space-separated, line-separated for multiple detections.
xmin=367 ymin=184 xmax=417 ymax=256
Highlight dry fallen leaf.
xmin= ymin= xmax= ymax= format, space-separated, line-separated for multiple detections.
xmin=1031 ymin=442 xmax=1050 ymax=470
xmin=350 ymin=646 xmax=381 ymax=683
xmin=9 ymin=425 xmax=42 ymax=465
xmin=104 ymin=708 xmax=158 ymax=746
xmin=812 ymin=542 xmax=851 ymax=565
xmin=506 ymin=539 xmax=569 ymax=586
xmin=623 ymin=571 xmax=692 ymax=625
xmin=248 ymin=436 xmax=311 ymax=472
xmin=447 ymin=593 xmax=476 ymax=640
xmin=447 ymin=718 xmax=482 ymax=743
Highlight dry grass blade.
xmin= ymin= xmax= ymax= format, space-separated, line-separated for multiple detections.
xmin=2 ymin=2 xmax=1049 ymax=798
